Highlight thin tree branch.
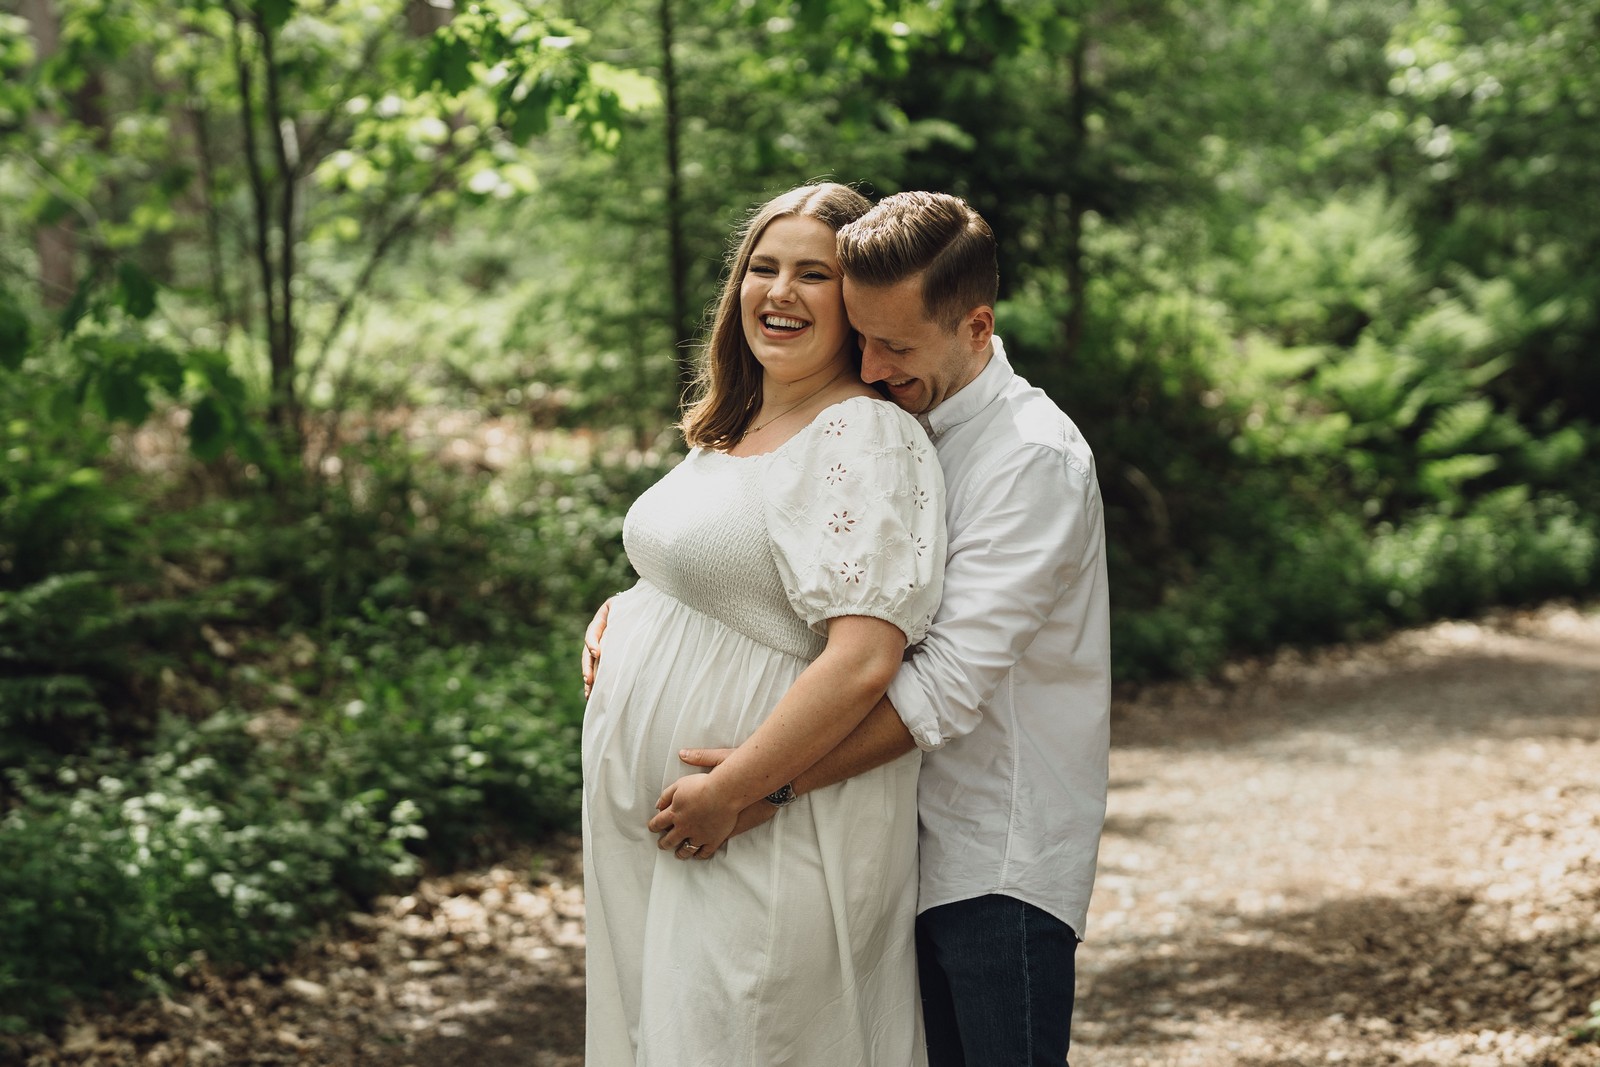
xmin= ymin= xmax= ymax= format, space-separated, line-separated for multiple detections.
xmin=187 ymin=90 xmax=236 ymax=341
xmin=295 ymin=28 xmax=390 ymax=170
xmin=229 ymin=4 xmax=282 ymax=407
xmin=257 ymin=10 xmax=299 ymax=432
xmin=304 ymin=140 xmax=479 ymax=395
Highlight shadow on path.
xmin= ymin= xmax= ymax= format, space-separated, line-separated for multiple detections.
xmin=395 ymin=975 xmax=584 ymax=1067
xmin=1084 ymin=885 xmax=1600 ymax=1054
xmin=1113 ymin=620 xmax=1600 ymax=752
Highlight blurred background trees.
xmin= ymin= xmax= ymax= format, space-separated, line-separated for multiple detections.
xmin=1 ymin=0 xmax=1596 ymax=1030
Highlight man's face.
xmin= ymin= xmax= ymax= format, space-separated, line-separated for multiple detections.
xmin=843 ymin=274 xmax=993 ymax=416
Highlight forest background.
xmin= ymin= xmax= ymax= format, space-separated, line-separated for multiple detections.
xmin=1 ymin=0 xmax=1597 ymax=1036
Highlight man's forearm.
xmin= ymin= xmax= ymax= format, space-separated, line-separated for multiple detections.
xmin=675 ymin=693 xmax=919 ymax=844
xmin=792 ymin=693 xmax=917 ymax=797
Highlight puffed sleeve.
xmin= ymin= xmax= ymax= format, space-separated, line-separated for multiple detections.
xmin=762 ymin=396 xmax=946 ymax=646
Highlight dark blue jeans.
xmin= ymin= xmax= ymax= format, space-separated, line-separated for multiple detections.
xmin=916 ymin=894 xmax=1080 ymax=1067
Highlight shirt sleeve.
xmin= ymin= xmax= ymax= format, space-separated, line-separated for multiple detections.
xmin=762 ymin=397 xmax=946 ymax=646
xmin=887 ymin=442 xmax=1103 ymax=749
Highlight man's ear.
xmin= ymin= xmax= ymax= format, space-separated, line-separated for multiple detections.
xmin=964 ymin=305 xmax=995 ymax=351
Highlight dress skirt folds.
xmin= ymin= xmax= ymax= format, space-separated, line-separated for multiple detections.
xmin=582 ymin=397 xmax=945 ymax=1067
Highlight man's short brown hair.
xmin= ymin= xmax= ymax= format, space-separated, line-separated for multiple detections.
xmin=836 ymin=191 xmax=998 ymax=332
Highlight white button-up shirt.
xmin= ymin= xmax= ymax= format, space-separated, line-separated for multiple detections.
xmin=887 ymin=336 xmax=1111 ymax=938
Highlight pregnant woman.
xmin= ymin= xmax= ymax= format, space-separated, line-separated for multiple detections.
xmin=581 ymin=181 xmax=945 ymax=1066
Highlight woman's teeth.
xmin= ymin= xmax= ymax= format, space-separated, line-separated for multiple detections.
xmin=764 ymin=315 xmax=806 ymax=331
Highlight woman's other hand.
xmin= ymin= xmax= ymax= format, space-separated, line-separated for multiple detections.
xmin=581 ymin=596 xmax=615 ymax=699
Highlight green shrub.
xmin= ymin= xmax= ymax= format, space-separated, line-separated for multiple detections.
xmin=1046 ymin=189 xmax=1600 ymax=679
xmin=0 ymin=626 xmax=590 ymax=1033
xmin=0 ymin=432 xmax=651 ymax=1030
xmin=316 ymin=638 xmax=589 ymax=865
xmin=0 ymin=714 xmax=422 ymax=1030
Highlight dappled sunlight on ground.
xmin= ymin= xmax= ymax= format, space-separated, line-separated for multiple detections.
xmin=1083 ymin=602 xmax=1600 ymax=1066
xmin=8 ymin=604 xmax=1597 ymax=1065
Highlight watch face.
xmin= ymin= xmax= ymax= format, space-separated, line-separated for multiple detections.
xmin=766 ymin=783 xmax=796 ymax=807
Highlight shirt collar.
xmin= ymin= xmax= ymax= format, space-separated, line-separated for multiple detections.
xmin=919 ymin=335 xmax=1012 ymax=441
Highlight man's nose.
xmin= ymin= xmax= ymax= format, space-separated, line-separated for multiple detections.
xmin=859 ymin=341 xmax=890 ymax=382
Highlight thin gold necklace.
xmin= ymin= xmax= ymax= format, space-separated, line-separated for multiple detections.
xmin=746 ymin=368 xmax=846 ymax=436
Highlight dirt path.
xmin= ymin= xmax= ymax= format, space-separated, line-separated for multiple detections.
xmin=1082 ymin=603 xmax=1600 ymax=1066
xmin=10 ymin=604 xmax=1599 ymax=1066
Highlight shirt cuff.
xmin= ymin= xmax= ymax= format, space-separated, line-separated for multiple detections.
xmin=887 ymin=671 xmax=946 ymax=751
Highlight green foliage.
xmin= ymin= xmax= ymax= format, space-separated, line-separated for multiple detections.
xmin=3 ymin=0 xmax=1600 ymax=1037
xmin=1574 ymin=1000 xmax=1600 ymax=1046
xmin=0 ymin=573 xmax=124 ymax=767
xmin=314 ymin=640 xmax=587 ymax=865
xmin=0 ymin=550 xmax=617 ymax=1032
xmin=1010 ymin=183 xmax=1600 ymax=679
xmin=0 ymin=711 xmax=425 ymax=1029
xmin=0 ymin=442 xmax=662 ymax=1030
xmin=1383 ymin=0 xmax=1600 ymax=422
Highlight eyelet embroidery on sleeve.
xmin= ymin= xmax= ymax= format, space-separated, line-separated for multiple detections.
xmin=759 ymin=401 xmax=941 ymax=646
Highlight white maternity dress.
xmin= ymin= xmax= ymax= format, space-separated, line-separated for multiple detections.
xmin=582 ymin=396 xmax=945 ymax=1067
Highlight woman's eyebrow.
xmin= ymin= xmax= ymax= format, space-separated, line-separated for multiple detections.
xmin=750 ymin=254 xmax=836 ymax=271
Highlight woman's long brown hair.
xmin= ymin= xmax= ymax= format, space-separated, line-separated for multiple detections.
xmin=680 ymin=182 xmax=872 ymax=450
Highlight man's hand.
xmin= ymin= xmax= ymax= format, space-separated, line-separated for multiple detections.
xmin=581 ymin=596 xmax=614 ymax=699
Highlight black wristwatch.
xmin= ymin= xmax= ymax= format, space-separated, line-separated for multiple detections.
xmin=765 ymin=783 xmax=797 ymax=807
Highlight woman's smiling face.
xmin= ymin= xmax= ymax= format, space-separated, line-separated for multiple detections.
xmin=740 ymin=215 xmax=854 ymax=383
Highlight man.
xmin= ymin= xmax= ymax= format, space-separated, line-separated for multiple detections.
xmin=586 ymin=190 xmax=1110 ymax=1065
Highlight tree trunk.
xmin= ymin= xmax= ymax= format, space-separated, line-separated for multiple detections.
xmin=258 ymin=15 xmax=299 ymax=448
xmin=229 ymin=4 xmax=300 ymax=454
xmin=658 ymin=0 xmax=694 ymax=398
xmin=23 ymin=0 xmax=75 ymax=309
xmin=406 ymin=0 xmax=452 ymax=37
xmin=1063 ymin=26 xmax=1088 ymax=364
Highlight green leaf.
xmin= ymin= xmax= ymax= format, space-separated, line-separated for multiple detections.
xmin=797 ymin=0 xmax=831 ymax=35
xmin=256 ymin=0 xmax=294 ymax=32
xmin=96 ymin=365 xmax=152 ymax=425
xmin=587 ymin=63 xmax=660 ymax=113
xmin=188 ymin=396 xmax=228 ymax=461
xmin=192 ymin=349 xmax=249 ymax=408
xmin=35 ymin=196 xmax=72 ymax=228
xmin=59 ymin=279 xmax=95 ymax=335
xmin=0 ymin=291 xmax=31 ymax=369
xmin=116 ymin=263 xmax=158 ymax=321
xmin=135 ymin=344 xmax=184 ymax=398
xmin=507 ymin=95 xmax=554 ymax=141
xmin=421 ymin=35 xmax=475 ymax=96
xmin=1418 ymin=453 xmax=1499 ymax=500
xmin=1417 ymin=398 xmax=1494 ymax=457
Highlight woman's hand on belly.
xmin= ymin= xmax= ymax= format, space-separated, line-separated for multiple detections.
xmin=649 ymin=764 xmax=781 ymax=859
xmin=649 ymin=772 xmax=741 ymax=860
